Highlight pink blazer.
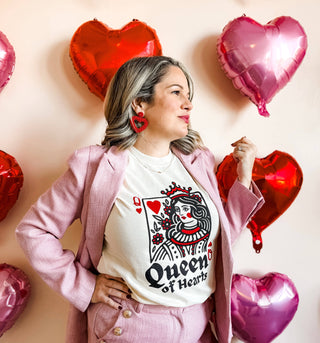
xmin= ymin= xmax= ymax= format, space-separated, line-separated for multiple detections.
xmin=16 ymin=145 xmax=264 ymax=343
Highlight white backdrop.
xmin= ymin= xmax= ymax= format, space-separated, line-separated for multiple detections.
xmin=0 ymin=0 xmax=319 ymax=342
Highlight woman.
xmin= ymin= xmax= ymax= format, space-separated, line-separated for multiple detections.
xmin=16 ymin=56 xmax=264 ymax=343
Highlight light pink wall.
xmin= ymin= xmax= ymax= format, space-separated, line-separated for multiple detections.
xmin=0 ymin=0 xmax=319 ymax=342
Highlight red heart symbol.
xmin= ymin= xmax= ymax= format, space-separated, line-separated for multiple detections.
xmin=231 ymin=273 xmax=299 ymax=343
xmin=147 ymin=200 xmax=161 ymax=214
xmin=0 ymin=264 xmax=31 ymax=336
xmin=69 ymin=19 xmax=162 ymax=100
xmin=217 ymin=16 xmax=307 ymax=116
xmin=136 ymin=208 xmax=142 ymax=214
xmin=216 ymin=151 xmax=303 ymax=252
xmin=0 ymin=151 xmax=24 ymax=222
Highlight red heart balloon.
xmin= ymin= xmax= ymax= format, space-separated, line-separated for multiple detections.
xmin=231 ymin=272 xmax=299 ymax=343
xmin=69 ymin=19 xmax=162 ymax=100
xmin=217 ymin=16 xmax=307 ymax=117
xmin=0 ymin=264 xmax=31 ymax=337
xmin=0 ymin=150 xmax=24 ymax=222
xmin=216 ymin=151 xmax=303 ymax=252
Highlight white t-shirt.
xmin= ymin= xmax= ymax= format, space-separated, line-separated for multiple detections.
xmin=97 ymin=147 xmax=220 ymax=307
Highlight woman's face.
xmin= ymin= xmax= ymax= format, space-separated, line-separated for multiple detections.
xmin=141 ymin=66 xmax=193 ymax=143
xmin=174 ymin=200 xmax=197 ymax=226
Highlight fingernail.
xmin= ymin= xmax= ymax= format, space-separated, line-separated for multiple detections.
xmin=128 ymin=289 xmax=133 ymax=294
xmin=126 ymin=294 xmax=132 ymax=299
xmin=118 ymin=305 xmax=123 ymax=310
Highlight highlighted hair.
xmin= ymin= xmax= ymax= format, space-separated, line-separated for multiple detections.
xmin=101 ymin=56 xmax=203 ymax=154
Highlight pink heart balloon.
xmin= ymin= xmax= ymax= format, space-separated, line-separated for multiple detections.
xmin=217 ymin=16 xmax=307 ymax=116
xmin=0 ymin=31 xmax=15 ymax=92
xmin=231 ymin=273 xmax=299 ymax=343
xmin=0 ymin=264 xmax=31 ymax=337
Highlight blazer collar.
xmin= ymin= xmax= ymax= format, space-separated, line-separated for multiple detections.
xmin=171 ymin=146 xmax=203 ymax=166
xmin=105 ymin=145 xmax=129 ymax=170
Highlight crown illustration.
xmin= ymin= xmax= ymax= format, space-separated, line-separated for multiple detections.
xmin=161 ymin=182 xmax=201 ymax=202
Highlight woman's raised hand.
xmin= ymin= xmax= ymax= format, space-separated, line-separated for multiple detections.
xmin=231 ymin=137 xmax=257 ymax=189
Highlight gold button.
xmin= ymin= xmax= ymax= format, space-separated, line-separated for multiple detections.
xmin=113 ymin=327 xmax=122 ymax=336
xmin=123 ymin=309 xmax=132 ymax=318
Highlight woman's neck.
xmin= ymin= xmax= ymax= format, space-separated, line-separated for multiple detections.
xmin=134 ymin=135 xmax=171 ymax=157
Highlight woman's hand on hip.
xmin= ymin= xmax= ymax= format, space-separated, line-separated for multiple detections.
xmin=91 ymin=274 xmax=132 ymax=310
xmin=231 ymin=137 xmax=257 ymax=189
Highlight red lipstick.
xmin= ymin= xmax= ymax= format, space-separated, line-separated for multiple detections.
xmin=179 ymin=115 xmax=189 ymax=124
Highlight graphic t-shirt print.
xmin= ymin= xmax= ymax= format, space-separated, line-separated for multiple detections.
xmin=133 ymin=181 xmax=213 ymax=295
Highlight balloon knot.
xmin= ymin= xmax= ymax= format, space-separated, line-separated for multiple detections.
xmin=258 ymin=102 xmax=270 ymax=117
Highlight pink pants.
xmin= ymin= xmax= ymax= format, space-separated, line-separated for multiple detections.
xmin=87 ymin=296 xmax=215 ymax=343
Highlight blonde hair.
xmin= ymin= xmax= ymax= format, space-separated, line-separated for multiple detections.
xmin=101 ymin=56 xmax=203 ymax=154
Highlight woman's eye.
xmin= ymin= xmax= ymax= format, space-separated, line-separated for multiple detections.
xmin=172 ymin=90 xmax=180 ymax=95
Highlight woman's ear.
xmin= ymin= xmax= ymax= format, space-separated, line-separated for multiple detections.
xmin=131 ymin=97 xmax=146 ymax=114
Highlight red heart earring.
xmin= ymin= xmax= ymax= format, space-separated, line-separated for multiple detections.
xmin=130 ymin=112 xmax=148 ymax=133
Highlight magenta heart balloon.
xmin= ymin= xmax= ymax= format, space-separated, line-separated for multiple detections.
xmin=0 ymin=264 xmax=31 ymax=337
xmin=0 ymin=31 xmax=15 ymax=92
xmin=217 ymin=16 xmax=307 ymax=117
xmin=231 ymin=273 xmax=299 ymax=343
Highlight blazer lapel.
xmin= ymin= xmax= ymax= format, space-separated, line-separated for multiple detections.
xmin=85 ymin=147 xmax=128 ymax=267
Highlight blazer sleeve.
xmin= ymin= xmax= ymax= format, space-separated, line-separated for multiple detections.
xmin=15 ymin=148 xmax=96 ymax=312
xmin=223 ymin=179 xmax=264 ymax=245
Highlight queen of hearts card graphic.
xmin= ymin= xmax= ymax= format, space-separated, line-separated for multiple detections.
xmin=141 ymin=182 xmax=212 ymax=262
